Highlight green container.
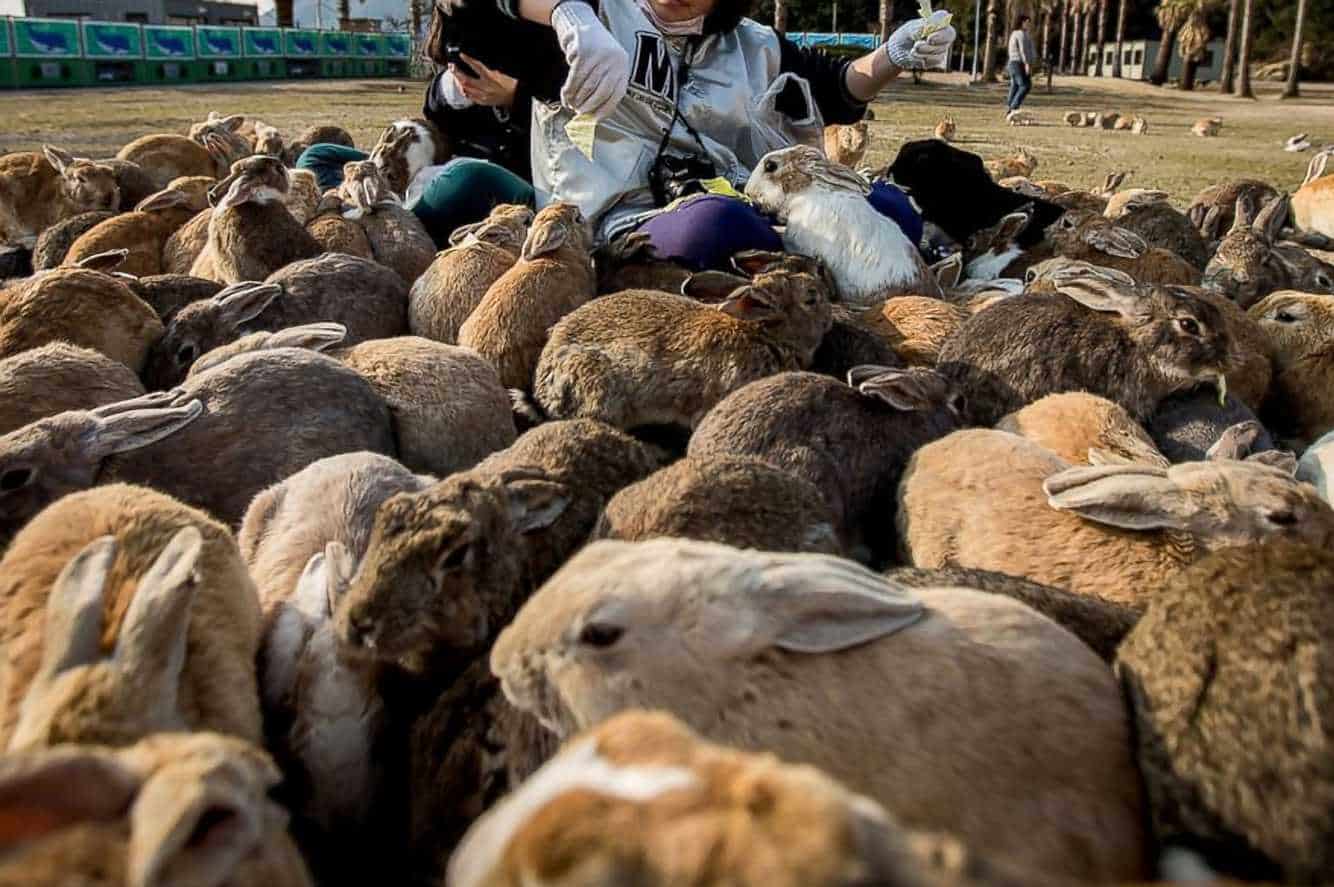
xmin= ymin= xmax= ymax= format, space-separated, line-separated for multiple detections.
xmin=142 ymin=25 xmax=195 ymax=83
xmin=384 ymin=32 xmax=410 ymax=76
xmin=352 ymin=33 xmax=384 ymax=76
xmin=195 ymin=26 xmax=243 ymax=81
xmin=319 ymin=31 xmax=354 ymax=77
xmin=81 ymin=21 xmax=144 ymax=85
xmin=0 ymin=20 xmax=13 ymax=89
xmin=283 ymin=28 xmax=320 ymax=77
xmin=242 ymin=28 xmax=285 ymax=79
xmin=12 ymin=18 xmax=88 ymax=87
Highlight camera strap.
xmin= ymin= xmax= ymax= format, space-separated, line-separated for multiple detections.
xmin=651 ymin=37 xmax=710 ymax=167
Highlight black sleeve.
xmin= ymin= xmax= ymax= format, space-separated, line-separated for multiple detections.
xmin=777 ymin=36 xmax=868 ymax=126
xmin=432 ymin=0 xmax=570 ymax=103
xmin=422 ymin=70 xmax=537 ymax=181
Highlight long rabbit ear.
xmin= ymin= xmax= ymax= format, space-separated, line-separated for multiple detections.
xmin=129 ymin=767 xmax=265 ymax=887
xmin=0 ymin=746 xmax=140 ymax=846
xmin=521 ymin=218 xmax=568 ymax=261
xmin=265 ymin=322 xmax=346 ymax=353
xmin=1056 ymin=276 xmax=1146 ymax=319
xmin=1043 ymin=464 xmax=1195 ymax=531
xmin=82 ymin=396 xmax=203 ymax=460
xmin=75 ymin=249 xmax=131 ymax=272
xmin=1205 ymin=420 xmax=1266 ymax=462
xmin=42 ymin=145 xmax=74 ymax=174
xmin=930 ymin=252 xmax=963 ymax=288
xmin=847 ymin=366 xmax=950 ymax=412
xmin=1080 ymin=223 xmax=1147 ymax=259
xmin=212 ymin=281 xmax=282 ymax=329
xmin=504 ymin=477 xmax=571 ymax=535
xmin=1230 ymin=194 xmax=1258 ymax=234
xmin=36 ymin=536 xmax=116 ymax=685
xmin=682 ymin=270 xmax=747 ymax=304
xmin=795 ymin=147 xmax=872 ymax=195
xmin=1252 ymin=195 xmax=1289 ymax=244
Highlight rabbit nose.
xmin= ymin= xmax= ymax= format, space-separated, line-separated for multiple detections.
xmin=344 ymin=614 xmax=377 ymax=650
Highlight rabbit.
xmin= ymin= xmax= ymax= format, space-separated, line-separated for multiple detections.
xmin=150 ymin=253 xmax=410 ymax=387
xmin=243 ymin=119 xmax=286 ymax=157
xmin=64 ymin=184 xmax=209 ymax=277
xmin=100 ymin=157 xmax=158 ymax=209
xmin=1063 ymin=110 xmax=1087 ymax=127
xmin=746 ymin=145 xmax=940 ymax=305
xmin=0 ymin=146 xmax=121 ymax=249
xmin=592 ymin=229 xmax=691 ymax=295
xmin=934 ymin=115 xmax=956 ymax=141
xmin=160 ymin=204 xmax=213 ymax=274
xmin=1046 ymin=209 xmax=1201 ymax=285
xmin=1292 ymin=147 xmax=1333 ymax=238
xmin=305 ymin=191 xmax=376 ymax=259
xmin=30 ymin=210 xmax=116 ymax=270
xmin=1249 ymin=290 xmax=1334 ymax=448
xmin=823 ymin=120 xmax=870 ymax=169
xmin=937 ymin=275 xmax=1231 ymax=426
xmin=1191 ymin=117 xmax=1223 ymax=138
xmin=284 ymin=124 xmax=356 ymax=166
xmin=116 ymin=132 xmax=223 ymax=189
xmin=127 ymin=273 xmax=222 ymax=321
xmin=1187 ymin=178 xmax=1280 ymax=242
xmin=1148 ymin=390 xmax=1281 ymax=463
xmin=1047 ymin=172 xmax=1128 ymax=215
xmin=187 ymin=322 xmax=350 ymax=376
xmin=0 ymin=263 xmax=163 ymax=372
xmin=283 ymin=168 xmax=322 ymax=225
xmin=190 ymin=155 xmax=322 ymax=285
xmin=1204 ymin=195 xmax=1334 ymax=307
xmin=0 ymin=731 xmax=311 ymax=886
xmin=368 ymin=119 xmax=451 ymax=200
xmin=863 ymin=295 xmax=971 ymax=366
xmin=985 ymin=148 xmax=1037 ymax=180
xmin=188 ymin=112 xmax=253 ymax=170
xmin=532 ymin=260 xmax=832 ymax=432
xmin=1105 ymin=192 xmax=1210 ymax=271
xmin=459 ymin=202 xmax=596 ymax=390
xmin=336 ymin=160 xmax=436 ymax=287
xmin=0 ymin=343 xmax=144 ymax=437
xmin=0 ymin=486 xmax=264 ymax=749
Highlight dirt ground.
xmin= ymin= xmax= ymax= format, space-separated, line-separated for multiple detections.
xmin=0 ymin=73 xmax=1329 ymax=205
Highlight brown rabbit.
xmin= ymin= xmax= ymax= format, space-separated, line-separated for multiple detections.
xmin=1203 ymin=195 xmax=1334 ymax=307
xmin=460 ymin=202 xmax=596 ymax=390
xmin=189 ymin=112 xmax=253 ymax=170
xmin=31 ymin=211 xmax=116 ymax=270
xmin=532 ymin=262 xmax=832 ymax=431
xmin=409 ymin=204 xmax=532 ymax=343
xmin=0 ymin=147 xmax=120 ymax=249
xmin=1187 ymin=178 xmax=1280 ymax=242
xmin=161 ymin=205 xmax=212 ymax=274
xmin=934 ymin=116 xmax=956 ymax=141
xmin=116 ymin=133 xmax=222 ymax=189
xmin=337 ymin=161 xmax=436 ymax=287
xmin=305 ymin=192 xmax=376 ymax=259
xmin=64 ymin=185 xmax=209 ymax=277
xmin=368 ymin=119 xmax=450 ymax=198
xmin=1047 ymin=210 xmax=1201 ymax=285
xmin=823 ymin=120 xmax=870 ymax=169
xmin=284 ymin=124 xmax=355 ymax=167
xmin=593 ymin=230 xmax=692 ymax=295
xmin=191 ymin=156 xmax=322 ymax=285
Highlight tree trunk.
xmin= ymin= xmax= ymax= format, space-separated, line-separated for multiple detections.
xmin=1072 ymin=8 xmax=1084 ymax=73
xmin=411 ymin=0 xmax=425 ymax=36
xmin=1112 ymin=0 xmax=1127 ymax=76
xmin=1150 ymin=25 xmax=1177 ymax=84
xmin=1235 ymin=0 xmax=1255 ymax=97
xmin=1082 ymin=4 xmax=1095 ymax=74
xmin=1094 ymin=0 xmax=1107 ymax=76
xmin=275 ymin=0 xmax=294 ymax=27
xmin=981 ymin=0 xmax=1001 ymax=82
xmin=1219 ymin=0 xmax=1240 ymax=91
xmin=1282 ymin=0 xmax=1308 ymax=98
xmin=878 ymin=0 xmax=891 ymax=43
xmin=1041 ymin=11 xmax=1052 ymax=63
xmin=774 ymin=0 xmax=788 ymax=32
xmin=1181 ymin=54 xmax=1199 ymax=90
xmin=1059 ymin=0 xmax=1071 ymax=72
xmin=337 ymin=0 xmax=350 ymax=26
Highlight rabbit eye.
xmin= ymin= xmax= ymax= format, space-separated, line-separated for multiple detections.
xmin=1266 ymin=510 xmax=1298 ymax=527
xmin=176 ymin=343 xmax=198 ymax=366
xmin=763 ymin=159 xmax=778 ymax=174
xmin=436 ymin=542 xmax=472 ymax=573
xmin=1176 ymin=317 xmax=1201 ymax=336
xmin=0 ymin=467 xmax=32 ymax=493
xmin=1275 ymin=309 xmax=1300 ymax=323
xmin=578 ymin=621 xmax=624 ymax=649
xmin=1060 ymin=217 xmax=1075 ymax=230
xmin=1316 ymin=273 xmax=1333 ymax=289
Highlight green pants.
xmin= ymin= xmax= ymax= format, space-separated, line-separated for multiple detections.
xmin=296 ymin=144 xmax=536 ymax=247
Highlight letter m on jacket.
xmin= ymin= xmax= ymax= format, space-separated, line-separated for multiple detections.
xmin=631 ymin=32 xmax=675 ymax=99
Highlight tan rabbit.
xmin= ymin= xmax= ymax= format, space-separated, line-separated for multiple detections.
xmin=306 ymin=192 xmax=376 ymax=259
xmin=1204 ymin=195 xmax=1334 ymax=307
xmin=116 ymin=133 xmax=221 ymax=189
xmin=1292 ymin=147 xmax=1334 ymax=239
xmin=241 ymin=118 xmax=286 ymax=157
xmin=1064 ymin=110 xmax=1088 ymax=127
xmin=336 ymin=160 xmax=436 ymax=287
xmin=284 ymin=167 xmax=322 ymax=225
xmin=191 ymin=155 xmax=322 ymax=285
xmin=459 ymin=202 xmax=596 ymax=390
xmin=1047 ymin=210 xmax=1201 ymax=285
xmin=823 ymin=120 xmax=870 ymax=169
xmin=409 ymin=203 xmax=533 ymax=343
xmin=985 ymin=147 xmax=1037 ymax=180
xmin=934 ymin=115 xmax=956 ymax=141
xmin=64 ymin=183 xmax=210 ymax=277
xmin=1192 ymin=117 xmax=1223 ymax=138
xmin=0 ymin=484 xmax=263 ymax=750
xmin=0 ymin=146 xmax=121 ymax=249
xmin=188 ymin=111 xmax=253 ymax=171
xmin=532 ymin=262 xmax=832 ymax=430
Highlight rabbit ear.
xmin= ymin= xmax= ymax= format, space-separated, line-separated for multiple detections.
xmin=796 ymin=149 xmax=872 ymax=196
xmin=129 ymin=769 xmax=266 ymax=887
xmin=135 ymin=189 xmax=192 ymax=214
xmin=323 ymin=541 xmax=356 ymax=615
xmin=1100 ymin=171 xmax=1127 ymax=195
xmin=1230 ymin=194 xmax=1259 ymax=233
xmin=265 ymin=322 xmax=346 ymax=353
xmin=448 ymin=221 xmax=484 ymax=247
xmin=718 ymin=287 xmax=778 ymax=321
xmin=0 ymin=747 xmax=140 ymax=846
xmin=35 ymin=536 xmax=116 ymax=685
xmin=1205 ymin=421 xmax=1265 ymax=462
xmin=847 ymin=366 xmax=948 ymax=412
xmin=731 ymin=250 xmax=788 ymax=277
xmin=113 ymin=528 xmax=202 ymax=717
xmin=1200 ymin=204 xmax=1227 ymax=242
xmin=734 ymin=555 xmax=924 ymax=655
xmin=504 ymin=477 xmax=571 ymax=535
xmin=1249 ymin=449 xmax=1298 ymax=475
xmin=930 ymin=252 xmax=963 ymax=288
xmin=1252 ymin=195 xmax=1289 ymax=244
xmin=1056 ymin=277 xmax=1146 ymax=319
xmin=42 ymin=145 xmax=74 ymax=174
xmin=212 ymin=281 xmax=282 ymax=329
xmin=82 ymin=396 xmax=203 ymax=460
xmin=682 ymin=271 xmax=747 ymax=304
xmin=1043 ymin=464 xmax=1195 ymax=531
xmin=75 ymin=249 xmax=130 ymax=272
xmin=521 ymin=219 xmax=567 ymax=261
xmin=1080 ymin=224 xmax=1146 ymax=259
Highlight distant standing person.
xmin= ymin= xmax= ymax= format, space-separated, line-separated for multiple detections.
xmin=1006 ymin=15 xmax=1035 ymax=119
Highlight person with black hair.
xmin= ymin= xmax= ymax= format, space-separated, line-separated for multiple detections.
xmin=1005 ymin=14 xmax=1035 ymax=119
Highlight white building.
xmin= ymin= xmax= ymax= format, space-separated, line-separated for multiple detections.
xmin=255 ymin=0 xmax=412 ymax=29
xmin=1086 ymin=38 xmax=1226 ymax=83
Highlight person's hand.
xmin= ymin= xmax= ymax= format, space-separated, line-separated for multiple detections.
xmin=885 ymin=10 xmax=957 ymax=71
xmin=550 ymin=1 xmax=630 ymax=119
xmin=438 ymin=68 xmax=474 ymax=109
xmin=453 ymin=53 xmax=519 ymax=109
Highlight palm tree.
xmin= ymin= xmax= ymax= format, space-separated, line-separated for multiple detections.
xmin=1150 ymin=0 xmax=1187 ymax=85
xmin=774 ymin=0 xmax=788 ymax=32
xmin=980 ymin=0 xmax=1002 ymax=82
xmin=337 ymin=0 xmax=350 ymax=25
xmin=1059 ymin=0 xmax=1071 ymax=72
xmin=1081 ymin=0 xmax=1095 ymax=74
xmin=1070 ymin=0 xmax=1085 ymax=73
xmin=1177 ymin=3 xmax=1214 ymax=91
xmin=1093 ymin=0 xmax=1108 ymax=76
xmin=878 ymin=0 xmax=890 ymax=43
xmin=275 ymin=0 xmax=294 ymax=26
xmin=1281 ymin=0 xmax=1308 ymax=98
xmin=411 ymin=0 xmax=426 ymax=36
xmin=1218 ymin=0 xmax=1240 ymax=91
xmin=1235 ymin=0 xmax=1255 ymax=97
xmin=1112 ymin=0 xmax=1128 ymax=76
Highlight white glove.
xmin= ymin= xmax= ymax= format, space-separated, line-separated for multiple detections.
xmin=550 ymin=1 xmax=630 ymax=119
xmin=885 ymin=11 xmax=957 ymax=71
xmin=437 ymin=70 xmax=474 ymax=110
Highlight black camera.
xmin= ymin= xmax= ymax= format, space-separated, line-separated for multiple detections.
xmin=444 ymin=44 xmax=479 ymax=78
xmin=648 ymin=153 xmax=718 ymax=208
